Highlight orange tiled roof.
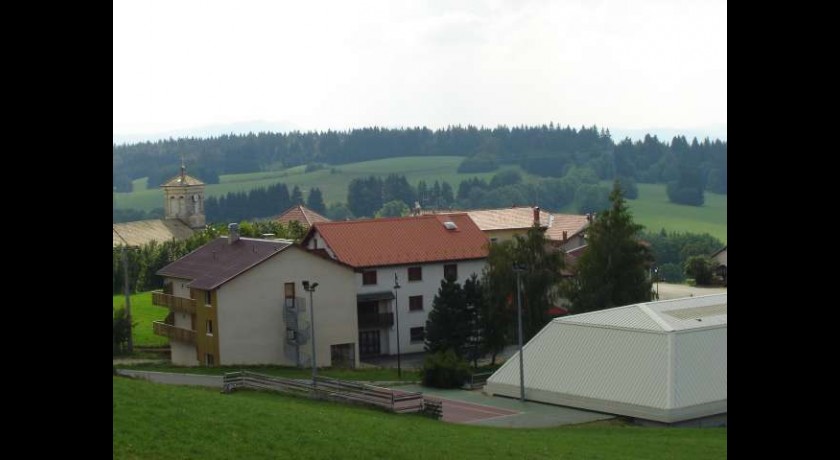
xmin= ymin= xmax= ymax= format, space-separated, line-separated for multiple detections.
xmin=303 ymin=214 xmax=489 ymax=268
xmin=275 ymin=205 xmax=331 ymax=228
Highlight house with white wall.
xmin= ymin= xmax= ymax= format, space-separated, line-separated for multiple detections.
xmin=301 ymin=214 xmax=489 ymax=359
xmin=152 ymin=225 xmax=358 ymax=368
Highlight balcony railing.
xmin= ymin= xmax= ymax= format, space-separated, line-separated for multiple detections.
xmin=152 ymin=290 xmax=197 ymax=314
xmin=358 ymin=312 xmax=394 ymax=329
xmin=153 ymin=321 xmax=196 ymax=344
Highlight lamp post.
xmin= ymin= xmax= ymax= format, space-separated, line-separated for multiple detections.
xmin=302 ymin=280 xmax=319 ymax=388
xmin=513 ymin=263 xmax=527 ymax=402
xmin=121 ymin=245 xmax=133 ymax=354
xmin=654 ymin=266 xmax=659 ymax=299
xmin=393 ymin=273 xmax=402 ymax=379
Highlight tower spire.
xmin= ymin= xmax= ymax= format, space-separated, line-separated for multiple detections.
xmin=180 ymin=153 xmax=186 ymax=183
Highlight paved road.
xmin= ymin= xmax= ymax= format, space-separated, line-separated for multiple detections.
xmin=656 ymin=283 xmax=726 ymax=300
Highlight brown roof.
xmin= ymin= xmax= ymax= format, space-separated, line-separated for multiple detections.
xmin=544 ymin=214 xmax=590 ymax=242
xmin=113 ymin=219 xmax=196 ymax=247
xmin=302 ymin=214 xmax=489 ymax=268
xmin=156 ymin=237 xmax=292 ymax=290
xmin=274 ymin=204 xmax=331 ymax=228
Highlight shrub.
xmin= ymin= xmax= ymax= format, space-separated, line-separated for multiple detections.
xmin=113 ymin=307 xmax=133 ymax=356
xmin=684 ymin=255 xmax=714 ymax=286
xmin=421 ymin=349 xmax=470 ymax=388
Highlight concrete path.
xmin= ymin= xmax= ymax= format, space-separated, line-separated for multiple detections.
xmin=399 ymin=384 xmax=614 ymax=428
xmin=117 ymin=369 xmax=223 ymax=388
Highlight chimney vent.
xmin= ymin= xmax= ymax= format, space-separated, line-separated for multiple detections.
xmin=562 ymin=230 xmax=568 ymax=242
xmin=533 ymin=206 xmax=541 ymax=226
xmin=228 ymin=223 xmax=240 ymax=244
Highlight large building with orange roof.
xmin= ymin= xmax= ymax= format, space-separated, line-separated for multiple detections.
xmin=302 ymin=213 xmax=489 ymax=358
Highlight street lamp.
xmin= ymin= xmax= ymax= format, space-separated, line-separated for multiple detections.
xmin=653 ymin=266 xmax=660 ymax=299
xmin=512 ymin=263 xmax=527 ymax=402
xmin=393 ymin=273 xmax=402 ymax=379
xmin=302 ymin=280 xmax=319 ymax=388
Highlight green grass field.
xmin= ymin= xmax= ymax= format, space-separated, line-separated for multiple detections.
xmin=619 ymin=183 xmax=727 ymax=243
xmin=113 ymin=292 xmax=169 ymax=348
xmin=114 ymin=376 xmax=727 ymax=459
xmin=113 ymin=156 xmax=523 ymax=212
xmin=114 ymin=156 xmax=726 ymax=242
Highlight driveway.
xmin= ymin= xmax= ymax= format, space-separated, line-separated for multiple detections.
xmin=655 ymin=283 xmax=727 ymax=300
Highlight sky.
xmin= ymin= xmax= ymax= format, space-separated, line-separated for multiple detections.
xmin=113 ymin=0 xmax=726 ymax=143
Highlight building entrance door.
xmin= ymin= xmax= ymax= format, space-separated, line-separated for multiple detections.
xmin=359 ymin=330 xmax=381 ymax=357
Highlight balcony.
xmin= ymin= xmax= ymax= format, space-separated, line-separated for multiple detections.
xmin=153 ymin=321 xmax=196 ymax=344
xmin=152 ymin=291 xmax=197 ymax=315
xmin=358 ymin=312 xmax=394 ymax=329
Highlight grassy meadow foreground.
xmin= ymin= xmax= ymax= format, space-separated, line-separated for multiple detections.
xmin=113 ymin=376 xmax=726 ymax=460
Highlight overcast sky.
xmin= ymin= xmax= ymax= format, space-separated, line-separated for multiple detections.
xmin=113 ymin=0 xmax=726 ymax=143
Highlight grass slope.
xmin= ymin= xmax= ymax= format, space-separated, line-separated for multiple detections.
xmin=113 ymin=292 xmax=169 ymax=347
xmin=116 ymin=362 xmax=418 ymax=382
xmin=114 ymin=376 xmax=726 ymax=460
xmin=622 ymin=183 xmax=727 ymax=243
xmin=113 ymin=156 xmax=520 ymax=212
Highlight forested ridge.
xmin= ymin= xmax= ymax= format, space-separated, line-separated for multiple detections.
xmin=113 ymin=125 xmax=726 ymax=207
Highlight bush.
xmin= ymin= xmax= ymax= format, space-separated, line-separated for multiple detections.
xmin=421 ymin=349 xmax=470 ymax=388
xmin=113 ymin=307 xmax=133 ymax=356
xmin=457 ymin=155 xmax=499 ymax=173
xmin=684 ymin=256 xmax=714 ymax=286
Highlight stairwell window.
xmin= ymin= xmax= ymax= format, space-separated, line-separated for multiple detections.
xmin=205 ymin=290 xmax=212 ymax=306
xmin=206 ymin=319 xmax=213 ymax=336
xmin=206 ymin=353 xmax=215 ymax=366
xmin=444 ymin=264 xmax=458 ymax=281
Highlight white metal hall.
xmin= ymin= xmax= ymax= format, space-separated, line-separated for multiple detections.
xmin=484 ymin=294 xmax=727 ymax=424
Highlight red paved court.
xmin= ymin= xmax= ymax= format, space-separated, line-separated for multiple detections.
xmin=424 ymin=396 xmax=520 ymax=423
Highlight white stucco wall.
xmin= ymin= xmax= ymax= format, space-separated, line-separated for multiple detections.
xmin=171 ymin=341 xmax=198 ymax=366
xmin=356 ymin=259 xmax=487 ymax=355
xmin=216 ymin=245 xmax=357 ymax=367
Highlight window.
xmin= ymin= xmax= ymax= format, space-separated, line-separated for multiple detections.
xmin=206 ymin=319 xmax=213 ymax=335
xmin=444 ymin=264 xmax=457 ymax=280
xmin=408 ymin=266 xmax=422 ymax=281
xmin=490 ymin=237 xmax=498 ymax=243
xmin=285 ymin=282 xmax=295 ymax=307
xmin=409 ymin=295 xmax=423 ymax=311
xmin=206 ymin=353 xmax=215 ymax=366
xmin=410 ymin=327 xmax=424 ymax=342
xmin=204 ymin=290 xmax=212 ymax=306
xmin=363 ymin=270 xmax=377 ymax=285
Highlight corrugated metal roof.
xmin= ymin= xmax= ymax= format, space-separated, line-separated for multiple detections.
xmin=156 ymin=237 xmax=291 ymax=290
xmin=113 ymin=219 xmax=196 ymax=247
xmin=302 ymin=214 xmax=488 ymax=268
xmin=560 ymin=294 xmax=727 ymax=332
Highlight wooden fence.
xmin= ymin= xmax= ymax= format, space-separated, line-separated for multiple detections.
xmin=222 ymin=371 xmax=428 ymax=415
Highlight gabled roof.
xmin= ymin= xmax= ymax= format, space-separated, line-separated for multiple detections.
xmin=156 ymin=237 xmax=292 ymax=290
xmin=544 ymin=214 xmax=590 ymax=242
xmin=427 ymin=206 xmax=588 ymax=242
xmin=113 ymin=219 xmax=196 ymax=247
xmin=302 ymin=213 xmax=489 ymax=268
xmin=461 ymin=206 xmax=551 ymax=231
xmin=560 ymin=294 xmax=727 ymax=332
xmin=274 ymin=204 xmax=330 ymax=228
xmin=711 ymin=245 xmax=727 ymax=257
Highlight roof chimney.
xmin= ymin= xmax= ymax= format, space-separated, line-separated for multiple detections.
xmin=228 ymin=223 xmax=240 ymax=244
xmin=562 ymin=230 xmax=568 ymax=242
xmin=586 ymin=213 xmax=593 ymax=223
xmin=533 ymin=206 xmax=540 ymax=226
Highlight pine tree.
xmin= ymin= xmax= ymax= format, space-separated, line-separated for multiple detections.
xmin=425 ymin=278 xmax=471 ymax=357
xmin=290 ymin=185 xmax=304 ymax=205
xmin=307 ymin=187 xmax=326 ymax=214
xmin=568 ymin=181 xmax=653 ymax=312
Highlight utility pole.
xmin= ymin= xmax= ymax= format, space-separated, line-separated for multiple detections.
xmin=122 ymin=245 xmax=133 ymax=354
xmin=513 ymin=263 xmax=526 ymax=402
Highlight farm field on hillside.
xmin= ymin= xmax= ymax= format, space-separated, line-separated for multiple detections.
xmin=113 ymin=292 xmax=169 ymax=347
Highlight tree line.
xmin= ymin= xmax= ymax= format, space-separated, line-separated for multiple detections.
xmin=113 ymin=125 xmax=726 ymax=207
xmin=204 ymin=183 xmax=326 ymax=223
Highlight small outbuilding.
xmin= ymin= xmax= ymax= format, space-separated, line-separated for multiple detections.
xmin=484 ymin=294 xmax=727 ymax=424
